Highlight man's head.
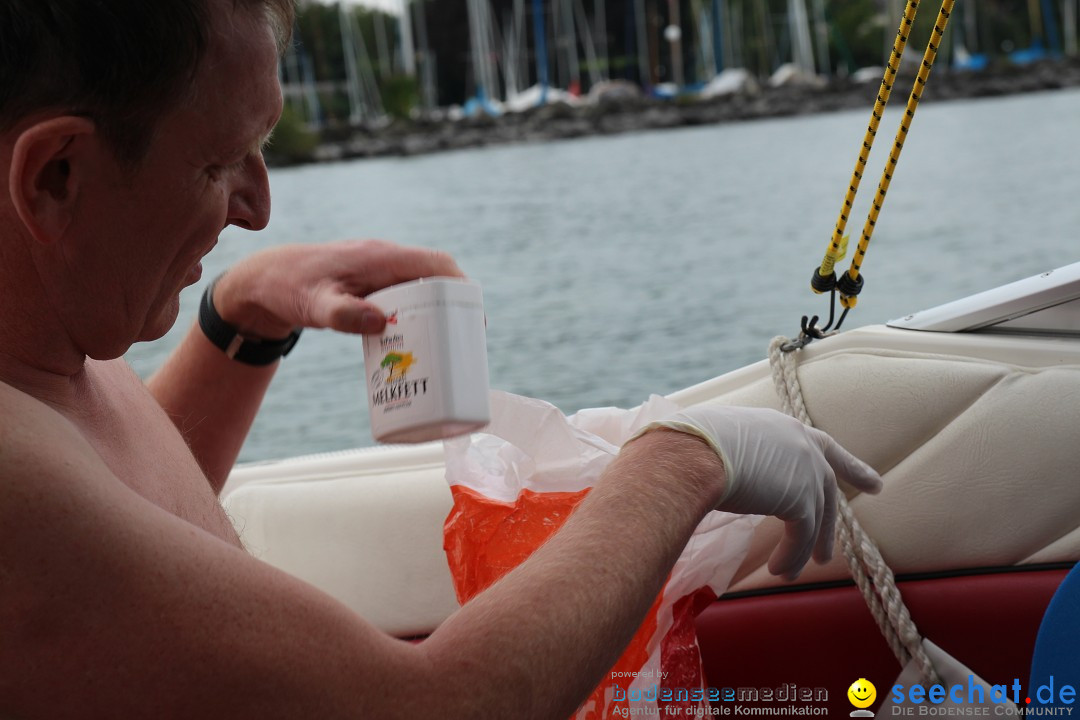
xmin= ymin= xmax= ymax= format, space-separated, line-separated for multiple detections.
xmin=0 ymin=0 xmax=293 ymax=166
xmin=0 ymin=0 xmax=293 ymax=365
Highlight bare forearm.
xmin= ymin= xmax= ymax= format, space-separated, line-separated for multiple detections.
xmin=417 ymin=429 xmax=725 ymax=719
xmin=147 ymin=324 xmax=276 ymax=494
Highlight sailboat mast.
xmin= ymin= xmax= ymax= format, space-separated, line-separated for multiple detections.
xmin=516 ymin=0 xmax=529 ymax=88
xmin=634 ymin=0 xmax=651 ymax=88
xmin=755 ymin=0 xmax=771 ymax=76
xmin=712 ymin=0 xmax=724 ymax=74
xmin=374 ymin=10 xmax=393 ymax=77
xmin=667 ymin=0 xmax=684 ymax=87
xmin=1065 ymin=0 xmax=1079 ymax=56
xmin=596 ymin=0 xmax=609 ymax=81
xmin=467 ymin=0 xmax=486 ymax=100
xmin=552 ymin=0 xmax=565 ymax=89
xmin=398 ymin=0 xmax=417 ymax=77
xmin=353 ymin=8 xmax=387 ymax=120
xmin=300 ymin=51 xmax=322 ymax=131
xmin=532 ymin=0 xmax=550 ymax=103
xmin=282 ymin=35 xmax=301 ymax=109
xmin=728 ymin=0 xmax=742 ymax=70
xmin=788 ymin=0 xmax=814 ymax=74
xmin=412 ymin=0 xmax=438 ymax=110
xmin=573 ymin=0 xmax=603 ymax=87
xmin=504 ymin=2 xmax=521 ymax=98
xmin=691 ymin=0 xmax=714 ymax=81
xmin=1042 ymin=0 xmax=1063 ymax=54
xmin=483 ymin=0 xmax=504 ymax=101
xmin=338 ymin=4 xmax=361 ymax=124
xmin=965 ymin=0 xmax=979 ymax=53
xmin=811 ymin=0 xmax=829 ymax=76
xmin=562 ymin=0 xmax=581 ymax=93
xmin=885 ymin=0 xmax=901 ymax=65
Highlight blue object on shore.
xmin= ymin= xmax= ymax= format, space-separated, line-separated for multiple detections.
xmin=463 ymin=87 xmax=501 ymax=118
xmin=650 ymin=84 xmax=679 ymax=99
xmin=953 ymin=53 xmax=989 ymax=71
xmin=1009 ymin=43 xmax=1049 ymax=65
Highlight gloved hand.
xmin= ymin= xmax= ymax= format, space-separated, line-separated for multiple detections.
xmin=642 ymin=405 xmax=883 ymax=579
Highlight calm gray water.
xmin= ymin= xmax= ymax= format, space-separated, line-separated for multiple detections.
xmin=125 ymin=88 xmax=1080 ymax=464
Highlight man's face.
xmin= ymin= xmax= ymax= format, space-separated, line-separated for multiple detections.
xmin=69 ymin=3 xmax=283 ymax=351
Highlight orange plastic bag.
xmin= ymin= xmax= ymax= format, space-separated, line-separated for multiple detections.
xmin=444 ymin=391 xmax=759 ymax=719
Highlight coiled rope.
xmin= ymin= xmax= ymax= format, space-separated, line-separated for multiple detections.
xmin=768 ymin=336 xmax=941 ymax=685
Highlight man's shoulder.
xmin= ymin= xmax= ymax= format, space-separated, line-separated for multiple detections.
xmin=0 ymin=378 xmax=106 ymax=500
xmin=0 ymin=358 xmax=148 ymax=485
xmin=0 ymin=376 xmax=85 ymax=449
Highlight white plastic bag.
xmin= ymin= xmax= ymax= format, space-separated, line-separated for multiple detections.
xmin=444 ymin=390 xmax=759 ymax=719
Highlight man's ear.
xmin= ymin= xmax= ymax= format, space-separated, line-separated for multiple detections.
xmin=8 ymin=116 xmax=97 ymax=245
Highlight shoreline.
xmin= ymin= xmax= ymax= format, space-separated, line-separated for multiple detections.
xmin=268 ymin=59 xmax=1080 ymax=167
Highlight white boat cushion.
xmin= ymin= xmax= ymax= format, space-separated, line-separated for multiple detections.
xmin=224 ymin=449 xmax=460 ymax=637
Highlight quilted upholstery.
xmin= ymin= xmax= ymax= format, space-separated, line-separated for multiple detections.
xmin=224 ymin=445 xmax=461 ymax=637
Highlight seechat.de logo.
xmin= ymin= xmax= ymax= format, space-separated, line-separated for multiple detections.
xmin=890 ymin=675 xmax=1077 ymax=714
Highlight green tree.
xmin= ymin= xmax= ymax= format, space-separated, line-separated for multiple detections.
xmin=380 ymin=74 xmax=420 ymax=119
xmin=267 ymin=104 xmax=318 ymax=165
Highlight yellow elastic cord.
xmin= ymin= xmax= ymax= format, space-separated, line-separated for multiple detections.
xmin=815 ymin=0 xmax=922 ymax=289
xmin=840 ymin=0 xmax=955 ymax=309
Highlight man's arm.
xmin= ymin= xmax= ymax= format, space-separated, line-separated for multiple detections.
xmin=147 ymin=240 xmax=465 ymax=493
xmin=147 ymin=316 xmax=277 ymax=494
xmin=0 ymin=403 xmax=723 ymax=719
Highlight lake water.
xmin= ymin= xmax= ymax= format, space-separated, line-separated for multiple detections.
xmin=125 ymin=88 xmax=1080 ymax=464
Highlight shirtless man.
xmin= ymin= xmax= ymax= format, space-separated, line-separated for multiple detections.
xmin=0 ymin=1 xmax=881 ymax=717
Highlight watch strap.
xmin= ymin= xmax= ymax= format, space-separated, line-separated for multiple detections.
xmin=198 ymin=277 xmax=301 ymax=366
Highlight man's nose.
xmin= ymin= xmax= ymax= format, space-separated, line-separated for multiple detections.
xmin=226 ymin=153 xmax=271 ymax=231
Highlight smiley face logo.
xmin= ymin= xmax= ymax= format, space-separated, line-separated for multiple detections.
xmin=848 ymin=678 xmax=877 ymax=709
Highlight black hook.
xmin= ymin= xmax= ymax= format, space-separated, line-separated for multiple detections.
xmin=780 ymin=314 xmax=828 ymax=352
xmin=819 ymin=289 xmax=838 ymax=332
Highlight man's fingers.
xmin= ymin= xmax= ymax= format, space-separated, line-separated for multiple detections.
xmin=424 ymin=247 xmax=467 ymax=279
xmin=311 ymin=292 xmax=387 ymax=334
xmin=390 ymin=246 xmax=465 ymax=283
xmin=815 ymin=432 xmax=883 ymax=494
xmin=813 ymin=468 xmax=837 ymax=563
xmin=768 ymin=512 xmax=816 ymax=580
xmin=345 ymin=240 xmax=466 ymax=287
xmin=305 ymin=244 xmax=466 ymax=335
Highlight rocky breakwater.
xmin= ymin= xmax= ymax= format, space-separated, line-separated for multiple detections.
xmin=268 ymin=59 xmax=1080 ymax=167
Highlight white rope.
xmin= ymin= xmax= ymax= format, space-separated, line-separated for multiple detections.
xmin=768 ymin=336 xmax=941 ymax=685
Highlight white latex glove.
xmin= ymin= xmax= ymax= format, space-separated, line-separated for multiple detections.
xmin=642 ymin=406 xmax=883 ymax=579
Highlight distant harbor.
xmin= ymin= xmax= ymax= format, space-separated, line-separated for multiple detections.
xmin=267 ymin=59 xmax=1080 ymax=166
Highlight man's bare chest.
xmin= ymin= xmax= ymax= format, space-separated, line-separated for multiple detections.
xmin=74 ymin=363 xmax=241 ymax=545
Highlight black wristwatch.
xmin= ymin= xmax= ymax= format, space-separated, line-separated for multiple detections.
xmin=198 ymin=277 xmax=302 ymax=366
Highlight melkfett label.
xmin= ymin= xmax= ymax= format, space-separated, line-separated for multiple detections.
xmin=365 ymin=310 xmax=436 ymax=421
